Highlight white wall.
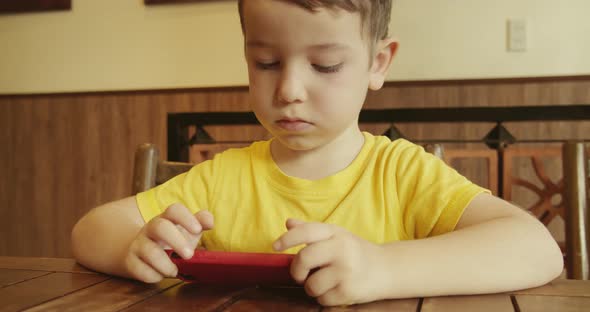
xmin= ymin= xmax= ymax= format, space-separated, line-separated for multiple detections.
xmin=1 ymin=0 xmax=589 ymax=94
xmin=391 ymin=0 xmax=590 ymax=80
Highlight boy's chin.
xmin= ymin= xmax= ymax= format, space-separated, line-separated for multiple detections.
xmin=273 ymin=135 xmax=322 ymax=152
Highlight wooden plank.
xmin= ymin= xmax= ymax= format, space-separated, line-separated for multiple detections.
xmin=121 ymin=283 xmax=251 ymax=311
xmin=323 ymin=299 xmax=419 ymax=311
xmin=225 ymin=287 xmax=418 ymax=311
xmin=0 ymin=269 xmax=49 ymax=288
xmin=421 ymin=294 xmax=514 ymax=312
xmin=25 ymin=278 xmax=181 ymax=312
xmin=512 ymin=279 xmax=590 ymax=297
xmin=515 ymin=295 xmax=590 ymax=312
xmin=225 ymin=287 xmax=320 ymax=311
xmin=0 ymin=257 xmax=95 ymax=273
xmin=227 ymin=300 xmax=319 ymax=312
xmin=0 ymin=272 xmax=109 ymax=312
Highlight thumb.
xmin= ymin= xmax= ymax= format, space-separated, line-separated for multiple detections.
xmin=286 ymin=218 xmax=306 ymax=230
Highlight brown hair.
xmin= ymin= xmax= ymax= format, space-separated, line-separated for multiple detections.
xmin=238 ymin=0 xmax=392 ymax=46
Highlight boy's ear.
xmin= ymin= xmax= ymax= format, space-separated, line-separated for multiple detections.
xmin=368 ymin=38 xmax=398 ymax=91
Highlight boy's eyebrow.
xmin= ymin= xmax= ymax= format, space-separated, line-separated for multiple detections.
xmin=246 ymin=40 xmax=351 ymax=51
xmin=246 ymin=40 xmax=271 ymax=48
xmin=308 ymin=43 xmax=351 ymax=51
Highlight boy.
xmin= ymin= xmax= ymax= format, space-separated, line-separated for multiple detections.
xmin=71 ymin=0 xmax=563 ymax=306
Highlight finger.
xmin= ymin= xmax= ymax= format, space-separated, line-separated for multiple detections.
xmin=304 ymin=266 xmax=340 ymax=298
xmin=195 ymin=210 xmax=215 ymax=230
xmin=179 ymin=210 xmax=213 ymax=249
xmin=146 ymin=218 xmax=194 ymax=259
xmin=136 ymin=236 xmax=179 ymax=277
xmin=273 ymin=223 xmax=335 ymax=251
xmin=125 ymin=253 xmax=164 ymax=283
xmin=290 ymin=241 xmax=335 ymax=283
xmin=317 ymin=285 xmax=352 ymax=307
xmin=163 ymin=203 xmax=203 ymax=235
xmin=176 ymin=225 xmax=202 ymax=250
xmin=286 ymin=218 xmax=306 ymax=230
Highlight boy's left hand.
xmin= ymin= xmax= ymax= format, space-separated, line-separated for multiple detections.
xmin=273 ymin=219 xmax=386 ymax=306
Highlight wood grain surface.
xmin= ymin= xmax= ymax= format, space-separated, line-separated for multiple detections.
xmin=2 ymin=257 xmax=590 ymax=311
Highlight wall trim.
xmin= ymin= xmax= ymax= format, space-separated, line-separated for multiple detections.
xmin=2 ymin=75 xmax=589 ymax=98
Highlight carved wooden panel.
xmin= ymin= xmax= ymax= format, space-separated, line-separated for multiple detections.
xmin=444 ymin=148 xmax=499 ymax=195
xmin=502 ymin=147 xmax=565 ymax=248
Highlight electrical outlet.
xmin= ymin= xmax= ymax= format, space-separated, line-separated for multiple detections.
xmin=507 ymin=18 xmax=527 ymax=52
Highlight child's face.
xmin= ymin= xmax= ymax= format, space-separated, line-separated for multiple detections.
xmin=243 ymin=0 xmax=381 ymax=151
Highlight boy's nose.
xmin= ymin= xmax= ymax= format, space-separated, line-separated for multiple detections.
xmin=276 ymin=70 xmax=307 ymax=105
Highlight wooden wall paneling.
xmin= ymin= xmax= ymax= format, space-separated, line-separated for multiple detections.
xmin=0 ymin=99 xmax=14 ymax=256
xmin=50 ymin=97 xmax=69 ymax=256
xmin=3 ymin=97 xmax=18 ymax=255
xmin=505 ymin=121 xmax=590 ymax=142
xmin=12 ymin=98 xmax=37 ymax=256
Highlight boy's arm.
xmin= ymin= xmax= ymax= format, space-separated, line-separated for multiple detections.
xmin=72 ymin=197 xmax=213 ymax=282
xmin=71 ymin=197 xmax=145 ymax=278
xmin=379 ymin=193 xmax=564 ymax=298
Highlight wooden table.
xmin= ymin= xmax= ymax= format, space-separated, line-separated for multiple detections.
xmin=1 ymin=257 xmax=589 ymax=311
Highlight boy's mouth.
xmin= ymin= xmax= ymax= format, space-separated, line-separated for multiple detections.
xmin=276 ymin=118 xmax=312 ymax=132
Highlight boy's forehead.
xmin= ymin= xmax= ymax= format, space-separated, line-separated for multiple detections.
xmin=242 ymin=0 xmax=365 ymax=48
xmin=247 ymin=40 xmax=353 ymax=53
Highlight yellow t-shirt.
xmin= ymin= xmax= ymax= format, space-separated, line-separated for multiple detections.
xmin=136 ymin=132 xmax=487 ymax=254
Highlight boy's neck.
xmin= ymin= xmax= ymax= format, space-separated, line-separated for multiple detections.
xmin=270 ymin=128 xmax=365 ymax=180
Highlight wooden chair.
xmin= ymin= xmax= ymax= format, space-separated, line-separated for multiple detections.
xmin=502 ymin=146 xmax=567 ymax=268
xmin=443 ymin=148 xmax=499 ymax=195
xmin=502 ymin=146 xmax=564 ymax=226
xmin=423 ymin=143 xmax=444 ymax=159
xmin=502 ymin=143 xmax=589 ymax=280
xmin=424 ymin=144 xmax=499 ymax=195
xmin=562 ymin=142 xmax=589 ymax=280
xmin=190 ymin=143 xmax=249 ymax=163
xmin=132 ymin=143 xmax=194 ymax=195
xmin=132 ymin=142 xmax=251 ymax=195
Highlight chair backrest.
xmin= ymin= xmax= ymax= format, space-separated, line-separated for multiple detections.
xmin=502 ymin=146 xmax=563 ymax=226
xmin=423 ymin=143 xmax=445 ymax=159
xmin=562 ymin=141 xmax=589 ymax=280
xmin=443 ymin=148 xmax=499 ymax=195
xmin=132 ymin=143 xmax=194 ymax=195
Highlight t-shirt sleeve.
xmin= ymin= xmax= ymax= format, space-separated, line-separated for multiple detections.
xmin=393 ymin=141 xmax=490 ymax=239
xmin=135 ymin=157 xmax=217 ymax=223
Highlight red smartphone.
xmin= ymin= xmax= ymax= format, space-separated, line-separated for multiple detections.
xmin=166 ymin=249 xmax=298 ymax=286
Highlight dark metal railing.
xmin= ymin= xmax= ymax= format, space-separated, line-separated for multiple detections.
xmin=167 ymin=105 xmax=590 ymax=196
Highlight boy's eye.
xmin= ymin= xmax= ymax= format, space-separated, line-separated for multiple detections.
xmin=313 ymin=63 xmax=343 ymax=74
xmin=255 ymin=61 xmax=279 ymax=70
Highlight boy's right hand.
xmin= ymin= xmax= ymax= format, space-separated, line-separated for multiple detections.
xmin=123 ymin=203 xmax=214 ymax=283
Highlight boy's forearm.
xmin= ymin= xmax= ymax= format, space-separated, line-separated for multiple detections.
xmin=71 ymin=198 xmax=143 ymax=278
xmin=377 ymin=215 xmax=563 ymax=299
